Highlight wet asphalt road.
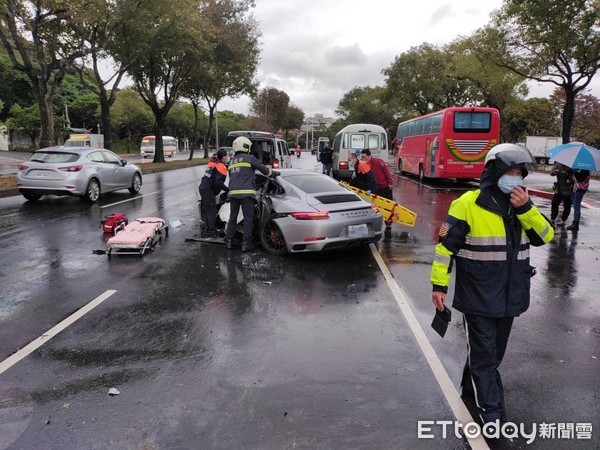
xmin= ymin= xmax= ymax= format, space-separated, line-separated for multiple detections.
xmin=0 ymin=152 xmax=599 ymax=449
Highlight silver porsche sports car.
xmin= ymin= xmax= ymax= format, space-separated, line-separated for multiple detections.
xmin=217 ymin=169 xmax=384 ymax=255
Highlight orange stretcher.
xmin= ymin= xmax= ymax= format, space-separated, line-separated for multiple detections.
xmin=340 ymin=182 xmax=417 ymax=227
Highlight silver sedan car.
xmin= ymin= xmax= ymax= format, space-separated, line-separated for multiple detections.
xmin=218 ymin=169 xmax=384 ymax=254
xmin=16 ymin=146 xmax=142 ymax=203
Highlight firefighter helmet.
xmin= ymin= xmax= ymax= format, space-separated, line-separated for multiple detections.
xmin=232 ymin=136 xmax=252 ymax=153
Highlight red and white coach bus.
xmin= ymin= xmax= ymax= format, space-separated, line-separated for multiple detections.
xmin=394 ymin=107 xmax=500 ymax=181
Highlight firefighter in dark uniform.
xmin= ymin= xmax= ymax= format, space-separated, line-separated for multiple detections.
xmin=198 ymin=148 xmax=229 ymax=238
xmin=430 ymin=143 xmax=554 ymax=425
xmin=226 ymin=136 xmax=279 ymax=251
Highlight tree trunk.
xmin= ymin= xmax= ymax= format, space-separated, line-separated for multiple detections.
xmin=189 ymin=101 xmax=198 ymax=160
xmin=37 ymin=84 xmax=55 ymax=149
xmin=99 ymin=94 xmax=112 ymax=150
xmin=562 ymin=87 xmax=576 ymax=144
xmin=153 ymin=112 xmax=166 ymax=163
xmin=205 ymin=104 xmax=215 ymax=159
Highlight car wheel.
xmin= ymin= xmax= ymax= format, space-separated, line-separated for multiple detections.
xmin=418 ymin=165 xmax=425 ymax=183
xmin=129 ymin=173 xmax=142 ymax=194
xmin=260 ymin=218 xmax=288 ymax=255
xmin=84 ymin=178 xmax=101 ymax=203
xmin=23 ymin=193 xmax=41 ymax=201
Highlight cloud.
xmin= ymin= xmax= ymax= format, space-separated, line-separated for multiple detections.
xmin=428 ymin=3 xmax=455 ymax=25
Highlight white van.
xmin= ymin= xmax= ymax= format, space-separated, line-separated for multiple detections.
xmin=140 ymin=135 xmax=177 ymax=158
xmin=331 ymin=124 xmax=388 ymax=180
xmin=227 ymin=131 xmax=292 ymax=169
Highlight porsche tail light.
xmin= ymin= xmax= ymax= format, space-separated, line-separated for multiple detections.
xmin=292 ymin=211 xmax=330 ymax=220
xmin=18 ymin=164 xmax=29 ymax=171
xmin=59 ymin=165 xmax=83 ymax=172
xmin=272 ymin=159 xmax=280 ymax=169
xmin=339 ymin=161 xmax=349 ymax=170
xmin=371 ymin=205 xmax=379 ymax=213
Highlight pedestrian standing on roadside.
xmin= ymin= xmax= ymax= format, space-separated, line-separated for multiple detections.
xmin=430 ymin=144 xmax=554 ymax=426
xmin=226 ymin=136 xmax=280 ymax=252
xmin=567 ymin=169 xmax=590 ymax=231
xmin=320 ymin=145 xmax=333 ymax=176
xmin=348 ymin=151 xmax=377 ymax=193
xmin=549 ymin=163 xmax=574 ymax=226
xmin=198 ymin=148 xmax=229 ymax=238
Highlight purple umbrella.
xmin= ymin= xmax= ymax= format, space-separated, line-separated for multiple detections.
xmin=547 ymin=142 xmax=600 ymax=171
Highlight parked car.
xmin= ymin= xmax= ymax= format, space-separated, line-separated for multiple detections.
xmin=16 ymin=146 xmax=142 ymax=203
xmin=213 ymin=169 xmax=384 ymax=255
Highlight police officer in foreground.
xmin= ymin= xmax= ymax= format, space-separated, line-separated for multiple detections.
xmin=226 ymin=136 xmax=279 ymax=252
xmin=430 ymin=143 xmax=554 ymax=426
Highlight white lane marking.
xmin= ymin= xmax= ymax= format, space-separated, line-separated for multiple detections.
xmin=370 ymin=246 xmax=490 ymax=450
xmin=0 ymin=290 xmax=117 ymax=376
xmin=101 ymin=191 xmax=159 ymax=209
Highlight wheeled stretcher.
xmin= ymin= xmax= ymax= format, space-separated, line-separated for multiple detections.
xmin=106 ymin=217 xmax=169 ymax=257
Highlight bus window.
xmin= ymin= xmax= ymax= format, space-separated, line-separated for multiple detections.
xmin=380 ymin=133 xmax=387 ymax=149
xmin=431 ymin=114 xmax=442 ymax=133
xmin=350 ymin=133 xmax=365 ymax=149
xmin=342 ymin=132 xmax=349 ymax=149
xmin=454 ymin=112 xmax=491 ymax=132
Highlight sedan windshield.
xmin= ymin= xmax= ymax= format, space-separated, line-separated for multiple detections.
xmin=284 ymin=174 xmax=343 ymax=194
xmin=29 ymin=152 xmax=80 ymax=163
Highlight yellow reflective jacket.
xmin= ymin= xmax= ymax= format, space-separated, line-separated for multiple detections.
xmin=430 ymin=188 xmax=554 ymax=317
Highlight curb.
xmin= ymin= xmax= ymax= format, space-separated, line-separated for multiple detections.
xmin=528 ymin=188 xmax=553 ymax=199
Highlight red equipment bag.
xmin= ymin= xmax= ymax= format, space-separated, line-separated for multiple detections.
xmin=100 ymin=213 xmax=128 ymax=234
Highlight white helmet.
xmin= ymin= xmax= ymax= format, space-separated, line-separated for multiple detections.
xmin=484 ymin=143 xmax=534 ymax=167
xmin=232 ymin=136 xmax=252 ymax=153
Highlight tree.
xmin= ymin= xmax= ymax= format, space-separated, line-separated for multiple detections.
xmin=7 ymin=103 xmax=40 ymax=146
xmin=110 ymin=88 xmax=153 ymax=152
xmin=122 ymin=0 xmax=205 ymax=163
xmin=0 ymin=50 xmax=35 ymax=120
xmin=71 ymin=0 xmax=145 ymax=150
xmin=335 ymin=86 xmax=397 ymax=134
xmin=180 ymin=0 xmax=259 ymax=159
xmin=447 ymin=28 xmax=528 ymax=113
xmin=0 ymin=0 xmax=91 ymax=147
xmin=280 ymin=105 xmax=304 ymax=141
xmin=550 ymin=88 xmax=600 ymax=146
xmin=383 ymin=43 xmax=477 ymax=116
xmin=250 ymin=87 xmax=290 ymax=132
xmin=502 ymin=97 xmax=560 ymax=142
xmin=494 ymin=0 xmax=600 ymax=144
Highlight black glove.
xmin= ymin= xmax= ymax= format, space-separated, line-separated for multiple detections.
xmin=271 ymin=170 xmax=281 ymax=177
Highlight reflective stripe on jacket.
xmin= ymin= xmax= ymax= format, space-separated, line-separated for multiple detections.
xmin=227 ymin=152 xmax=272 ymax=198
xmin=430 ymin=188 xmax=554 ymax=317
xmin=199 ymin=160 xmax=228 ymax=195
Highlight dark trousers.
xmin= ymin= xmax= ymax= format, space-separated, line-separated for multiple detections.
xmin=572 ymin=190 xmax=586 ymax=222
xmin=550 ymin=191 xmax=572 ymax=221
xmin=226 ymin=196 xmax=255 ymax=244
xmin=375 ymin=186 xmax=393 ymax=201
xmin=199 ymin=188 xmax=217 ymax=237
xmin=462 ymin=314 xmax=514 ymax=423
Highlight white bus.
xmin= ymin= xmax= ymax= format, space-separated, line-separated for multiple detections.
xmin=331 ymin=124 xmax=388 ymax=181
xmin=140 ymin=135 xmax=178 ymax=158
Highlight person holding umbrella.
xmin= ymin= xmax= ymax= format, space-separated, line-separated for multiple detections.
xmin=547 ymin=141 xmax=600 ymax=231
xmin=567 ymin=169 xmax=590 ymax=231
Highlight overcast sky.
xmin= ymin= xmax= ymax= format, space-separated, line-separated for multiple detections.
xmin=218 ymin=0 xmax=600 ymax=120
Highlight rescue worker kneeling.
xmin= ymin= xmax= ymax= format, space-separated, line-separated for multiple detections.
xmin=430 ymin=143 xmax=554 ymax=425
xmin=225 ymin=136 xmax=280 ymax=252
xmin=198 ymin=148 xmax=229 ymax=238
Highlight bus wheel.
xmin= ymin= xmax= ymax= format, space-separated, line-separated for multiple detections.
xmin=418 ymin=165 xmax=425 ymax=183
xmin=397 ymin=159 xmax=403 ymax=174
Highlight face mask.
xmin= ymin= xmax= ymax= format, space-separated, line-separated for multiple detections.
xmin=497 ymin=174 xmax=523 ymax=194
